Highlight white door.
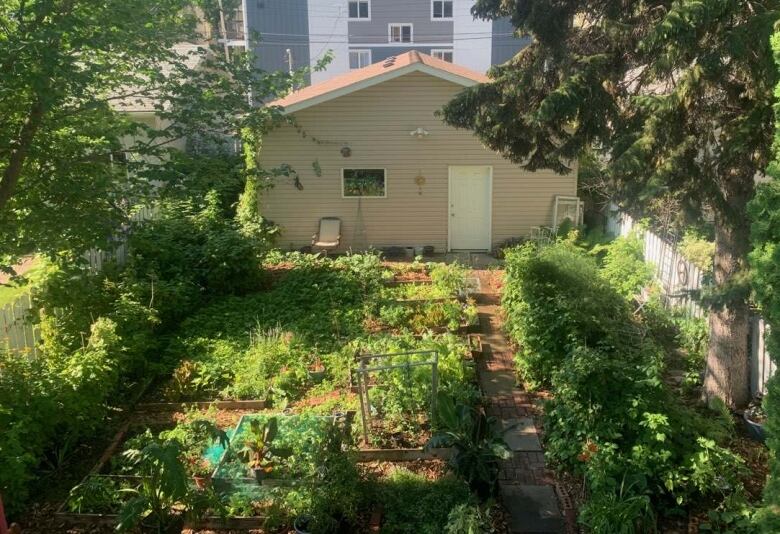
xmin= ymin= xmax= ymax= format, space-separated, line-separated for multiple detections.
xmin=449 ymin=166 xmax=492 ymax=250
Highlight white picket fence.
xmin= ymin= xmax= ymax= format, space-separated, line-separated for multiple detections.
xmin=608 ymin=210 xmax=774 ymax=395
xmin=0 ymin=293 xmax=40 ymax=357
xmin=0 ymin=205 xmax=156 ymax=357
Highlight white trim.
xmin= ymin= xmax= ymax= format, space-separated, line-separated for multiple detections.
xmin=351 ymin=42 xmax=453 ymax=48
xmin=431 ymin=0 xmax=454 ymax=21
xmin=388 ymin=23 xmax=414 ymax=43
xmin=431 ymin=49 xmax=454 ymax=62
xmin=447 ymin=166 xmax=493 ymax=251
xmin=347 ymin=0 xmax=371 ymax=21
xmin=348 ymin=49 xmax=372 ymax=69
xmin=241 ymin=0 xmax=249 ymax=44
xmin=280 ymin=62 xmax=483 ymax=114
xmin=341 ymin=168 xmax=388 ymax=199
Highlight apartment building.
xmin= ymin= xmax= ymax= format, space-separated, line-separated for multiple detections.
xmin=223 ymin=0 xmax=529 ymax=83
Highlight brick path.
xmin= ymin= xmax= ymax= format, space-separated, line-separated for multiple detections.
xmin=473 ymin=278 xmax=566 ymax=534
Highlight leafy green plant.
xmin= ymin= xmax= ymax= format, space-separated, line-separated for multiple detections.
xmin=430 ymin=262 xmax=470 ymax=296
xmin=579 ymin=475 xmax=656 ymax=534
xmin=445 ymin=503 xmax=494 ymax=533
xmin=240 ymin=417 xmax=286 ymax=479
xmin=67 ymin=476 xmax=123 ymax=514
xmin=117 ymin=440 xmax=194 ymax=533
xmin=427 ymin=393 xmax=511 ymax=499
xmin=678 ymin=231 xmax=715 ymax=272
xmin=593 ymin=232 xmax=653 ymax=299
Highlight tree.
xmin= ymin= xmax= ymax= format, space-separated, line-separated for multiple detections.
xmin=0 ymin=0 xmax=308 ymax=268
xmin=441 ymin=0 xmax=779 ymax=409
xmin=749 ymin=28 xmax=780 ymax=533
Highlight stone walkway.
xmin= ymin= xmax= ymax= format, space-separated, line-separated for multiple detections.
xmin=472 ymin=275 xmax=567 ymax=534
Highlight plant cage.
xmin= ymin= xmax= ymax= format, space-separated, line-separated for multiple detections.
xmin=353 ymin=350 xmax=439 ymax=445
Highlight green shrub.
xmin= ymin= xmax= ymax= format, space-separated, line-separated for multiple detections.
xmin=503 ymin=242 xmax=635 ymax=388
xmin=678 ymin=231 xmax=715 ymax=272
xmin=593 ymin=232 xmax=653 ymax=299
xmin=502 ymin=241 xmax=747 ymax=526
xmin=378 ymin=469 xmax=472 ymax=534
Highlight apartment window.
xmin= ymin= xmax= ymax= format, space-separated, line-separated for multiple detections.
xmin=389 ymin=24 xmax=413 ymax=43
xmin=349 ymin=49 xmax=372 ymax=69
xmin=342 ymin=169 xmax=386 ymax=198
xmin=431 ymin=49 xmax=453 ymax=62
xmin=432 ymin=0 xmax=453 ymax=19
xmin=348 ymin=0 xmax=370 ymax=19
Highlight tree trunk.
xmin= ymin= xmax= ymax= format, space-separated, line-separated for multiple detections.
xmin=702 ymin=190 xmax=752 ymax=410
xmin=0 ymin=99 xmax=44 ymax=212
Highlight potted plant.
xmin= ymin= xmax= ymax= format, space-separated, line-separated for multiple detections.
xmin=117 ymin=440 xmax=194 ymax=533
xmin=308 ymin=357 xmax=326 ymax=383
xmin=743 ymin=396 xmax=767 ymax=442
xmin=240 ymin=417 xmax=291 ymax=483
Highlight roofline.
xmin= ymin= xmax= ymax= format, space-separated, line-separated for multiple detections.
xmin=279 ymin=62 xmax=482 ymax=114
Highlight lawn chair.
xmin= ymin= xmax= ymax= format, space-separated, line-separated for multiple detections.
xmin=312 ymin=217 xmax=341 ymax=256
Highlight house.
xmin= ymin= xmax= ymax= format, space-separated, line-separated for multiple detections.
xmin=259 ymin=50 xmax=578 ymax=252
xmin=219 ymin=0 xmax=529 ymax=83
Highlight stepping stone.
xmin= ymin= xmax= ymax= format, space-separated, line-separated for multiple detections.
xmin=501 ymin=484 xmax=564 ymax=533
xmin=501 ymin=417 xmax=542 ymax=452
xmin=479 ymin=370 xmax=516 ymax=395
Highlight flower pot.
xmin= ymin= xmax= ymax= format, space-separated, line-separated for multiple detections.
xmin=743 ymin=410 xmax=766 ymax=443
xmin=294 ymin=515 xmax=312 ymax=534
xmin=308 ymin=369 xmax=326 ymax=383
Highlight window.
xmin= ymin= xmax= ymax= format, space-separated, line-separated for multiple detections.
xmin=431 ymin=49 xmax=453 ymax=62
xmin=348 ymin=0 xmax=369 ymax=19
xmin=349 ymin=49 xmax=371 ymax=69
xmin=432 ymin=0 xmax=453 ymax=19
xmin=342 ymin=169 xmax=386 ymax=198
xmin=388 ymin=24 xmax=413 ymax=43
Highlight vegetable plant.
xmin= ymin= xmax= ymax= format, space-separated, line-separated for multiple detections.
xmin=427 ymin=393 xmax=511 ymax=499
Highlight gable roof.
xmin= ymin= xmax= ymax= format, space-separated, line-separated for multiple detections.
xmin=272 ymin=50 xmax=489 ymax=113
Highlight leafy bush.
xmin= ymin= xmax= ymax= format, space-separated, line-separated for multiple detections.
xmin=594 ymin=232 xmax=653 ymax=299
xmin=503 ymin=242 xmax=633 ymax=388
xmin=678 ymin=230 xmax=715 ymax=272
xmin=378 ymin=469 xmax=472 ymax=534
xmin=502 ymin=241 xmax=747 ymax=526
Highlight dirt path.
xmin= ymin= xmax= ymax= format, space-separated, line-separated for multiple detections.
xmin=473 ymin=269 xmax=569 ymax=534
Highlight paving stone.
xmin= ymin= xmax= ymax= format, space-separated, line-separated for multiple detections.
xmin=501 ymin=485 xmax=565 ymax=533
xmin=501 ymin=418 xmax=542 ymax=451
xmin=479 ymin=370 xmax=516 ymax=395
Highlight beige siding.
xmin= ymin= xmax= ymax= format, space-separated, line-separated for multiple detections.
xmin=259 ymin=71 xmax=577 ymax=251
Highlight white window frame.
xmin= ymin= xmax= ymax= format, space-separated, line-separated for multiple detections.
xmin=388 ymin=23 xmax=413 ymax=44
xmin=348 ymin=49 xmax=372 ymax=69
xmin=431 ymin=49 xmax=454 ymax=62
xmin=347 ymin=0 xmax=370 ymax=21
xmin=341 ymin=168 xmax=388 ymax=199
xmin=431 ymin=0 xmax=453 ymax=20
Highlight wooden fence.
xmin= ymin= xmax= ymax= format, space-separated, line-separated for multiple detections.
xmin=608 ymin=210 xmax=774 ymax=395
xmin=0 ymin=205 xmax=156 ymax=357
xmin=0 ymin=293 xmax=40 ymax=358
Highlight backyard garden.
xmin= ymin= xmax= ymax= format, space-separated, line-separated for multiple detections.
xmin=0 ymin=194 xmax=506 ymax=533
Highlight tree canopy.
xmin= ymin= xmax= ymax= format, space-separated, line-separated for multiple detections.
xmin=442 ymin=0 xmax=780 ymax=408
xmin=0 ymin=0 xmax=308 ymax=267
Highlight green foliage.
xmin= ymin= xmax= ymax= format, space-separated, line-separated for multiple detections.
xmin=445 ymin=503 xmax=495 ymax=534
xmin=678 ymin=231 xmax=715 ymax=272
xmin=0 ymin=0 xmax=314 ymax=266
xmin=378 ymin=469 xmax=473 ymax=534
xmin=427 ymin=394 xmax=511 ymax=499
xmin=429 ymin=262 xmax=470 ymax=296
xmin=502 ymin=241 xmax=748 ymax=526
xmin=594 ymin=233 xmax=653 ymax=299
xmin=116 ymin=440 xmax=193 ymax=532
xmin=750 ymin=102 xmax=780 ymax=528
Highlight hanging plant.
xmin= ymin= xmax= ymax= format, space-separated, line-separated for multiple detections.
xmin=312 ymin=159 xmax=322 ymax=177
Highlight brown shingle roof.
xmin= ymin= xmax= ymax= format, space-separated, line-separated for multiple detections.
xmin=272 ymin=50 xmax=489 ymax=112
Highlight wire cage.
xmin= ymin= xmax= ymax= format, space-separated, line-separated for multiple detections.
xmin=353 ymin=350 xmax=439 ymax=446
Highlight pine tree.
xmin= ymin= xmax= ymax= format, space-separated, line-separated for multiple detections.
xmin=442 ymin=0 xmax=780 ymax=409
